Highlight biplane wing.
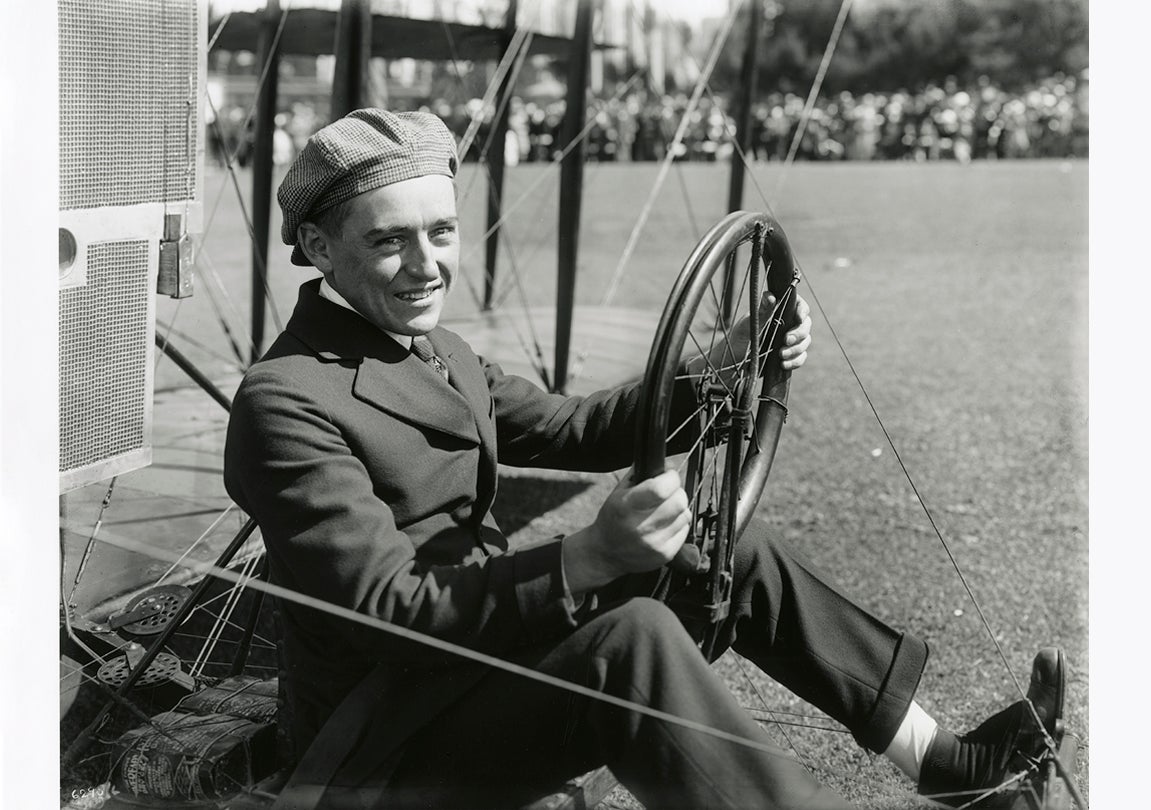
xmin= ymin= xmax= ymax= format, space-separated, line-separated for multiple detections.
xmin=209 ymin=7 xmax=614 ymax=61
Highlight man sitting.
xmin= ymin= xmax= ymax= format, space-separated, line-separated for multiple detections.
xmin=224 ymin=108 xmax=1066 ymax=809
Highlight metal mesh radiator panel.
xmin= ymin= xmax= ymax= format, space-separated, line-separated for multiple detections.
xmin=59 ymin=242 xmax=152 ymax=473
xmin=59 ymin=0 xmax=200 ymax=210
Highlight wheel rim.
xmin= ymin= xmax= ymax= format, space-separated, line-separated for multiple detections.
xmin=635 ymin=210 xmax=799 ymax=647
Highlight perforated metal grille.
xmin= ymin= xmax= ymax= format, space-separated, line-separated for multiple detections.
xmin=59 ymin=242 xmax=151 ymax=473
xmin=59 ymin=0 xmax=200 ymax=210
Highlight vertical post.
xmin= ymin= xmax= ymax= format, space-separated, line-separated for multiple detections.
xmin=250 ymin=0 xmax=282 ymax=364
xmin=483 ymin=0 xmax=519 ymax=311
xmin=644 ymin=1 xmax=660 ymax=95
xmin=722 ymin=0 xmax=763 ymax=324
xmin=331 ymin=0 xmax=373 ymax=119
xmin=624 ymin=0 xmax=636 ymax=81
xmin=726 ymin=0 xmax=762 ymax=215
xmin=553 ymin=0 xmax=596 ymax=394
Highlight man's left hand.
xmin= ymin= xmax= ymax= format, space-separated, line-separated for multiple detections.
xmin=777 ymin=292 xmax=812 ymax=370
xmin=687 ymin=293 xmax=812 ymax=386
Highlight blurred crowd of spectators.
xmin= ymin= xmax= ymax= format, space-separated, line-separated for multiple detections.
xmin=476 ymin=73 xmax=1089 ymax=164
xmin=210 ymin=72 xmax=1086 ymax=168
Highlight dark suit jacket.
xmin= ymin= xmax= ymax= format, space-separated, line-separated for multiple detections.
xmin=224 ymin=280 xmax=694 ymax=790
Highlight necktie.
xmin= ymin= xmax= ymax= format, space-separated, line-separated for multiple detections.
xmin=411 ymin=336 xmax=449 ymax=382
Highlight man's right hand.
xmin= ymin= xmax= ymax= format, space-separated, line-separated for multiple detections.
xmin=562 ymin=468 xmax=691 ymax=596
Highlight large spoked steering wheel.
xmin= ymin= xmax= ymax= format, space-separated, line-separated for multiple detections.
xmin=635 ymin=211 xmax=800 ymax=656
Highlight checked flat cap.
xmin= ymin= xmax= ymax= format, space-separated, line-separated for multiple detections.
xmin=278 ymin=108 xmax=458 ymax=266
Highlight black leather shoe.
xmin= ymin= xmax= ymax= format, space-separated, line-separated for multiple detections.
xmin=918 ymin=648 xmax=1065 ymax=807
xmin=1026 ymin=647 xmax=1065 ymax=740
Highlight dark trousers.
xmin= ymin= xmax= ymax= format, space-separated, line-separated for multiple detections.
xmin=382 ymin=524 xmax=928 ymax=809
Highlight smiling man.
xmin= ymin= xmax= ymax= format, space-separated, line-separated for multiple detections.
xmin=224 ymin=109 xmax=1064 ymax=810
xmin=295 ymin=172 xmax=457 ymax=339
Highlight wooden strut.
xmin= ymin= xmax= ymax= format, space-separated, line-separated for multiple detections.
xmin=721 ymin=0 xmax=763 ymax=323
xmin=553 ymin=0 xmax=596 ymax=394
xmin=331 ymin=0 xmax=373 ymax=119
xmin=250 ymin=0 xmax=283 ymax=364
xmin=483 ymin=0 xmax=519 ymax=311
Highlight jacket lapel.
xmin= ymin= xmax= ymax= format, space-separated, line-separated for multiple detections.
xmin=433 ymin=329 xmax=500 ymax=514
xmin=436 ymin=331 xmax=497 ymax=452
xmin=352 ymin=356 xmax=479 ymax=444
xmin=286 ymin=281 xmax=479 ymax=444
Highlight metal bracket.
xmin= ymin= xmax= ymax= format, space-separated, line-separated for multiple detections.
xmin=158 ymin=212 xmax=195 ymax=298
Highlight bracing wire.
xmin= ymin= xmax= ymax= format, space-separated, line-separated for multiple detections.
xmin=64 ymin=4 xmax=1080 ymax=806
xmin=66 ymin=477 xmax=118 ymax=607
xmin=155 ymin=503 xmax=239 ymax=585
xmin=701 ymin=83 xmax=777 ymax=220
xmin=150 ymin=2 xmax=290 ymax=419
xmin=64 ymin=6 xmax=295 ymax=671
xmin=205 ymin=10 xmax=232 ymax=53
xmin=674 ymin=160 xmax=704 ymax=238
xmin=435 ymin=9 xmax=640 ymax=395
xmin=777 ymin=0 xmax=856 ymax=197
xmin=434 ymin=7 xmax=555 ymax=385
xmin=613 ymin=3 xmax=1079 ymax=803
xmin=461 ymin=70 xmax=645 ymax=268
xmin=68 ymin=2 xmax=620 ymax=714
xmin=801 ymin=282 xmax=1035 ymax=710
xmin=731 ymin=653 xmax=815 ymax=775
xmin=566 ymin=2 xmax=742 ymax=386
xmin=452 ymin=0 xmax=541 ymax=207
xmin=711 ymin=0 xmax=1045 ymax=730
xmin=667 ymin=0 xmax=1078 ymax=798
xmin=596 ymin=0 xmax=742 ymax=314
xmin=94 ymin=528 xmax=823 ymax=768
xmin=203 ymin=91 xmax=287 ymax=336
xmin=152 ymin=320 xmax=247 ymax=371
xmin=195 ymin=243 xmax=261 ymax=359
xmin=194 ymin=3 xmax=295 ymax=335
xmin=177 ymin=247 xmax=252 ymax=367
xmin=452 ymin=23 xmax=535 ymax=168
xmin=432 ymin=6 xmax=647 ymax=388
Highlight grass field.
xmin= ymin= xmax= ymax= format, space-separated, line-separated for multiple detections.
xmin=75 ymin=157 xmax=1088 ymax=808
xmin=469 ymin=159 xmax=1088 ymax=808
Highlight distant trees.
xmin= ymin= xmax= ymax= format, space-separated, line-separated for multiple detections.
xmin=712 ymin=0 xmax=1088 ymax=94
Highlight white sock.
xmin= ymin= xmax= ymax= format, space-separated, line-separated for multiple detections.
xmin=883 ymin=700 xmax=940 ymax=782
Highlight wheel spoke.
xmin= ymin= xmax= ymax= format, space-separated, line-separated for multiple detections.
xmin=730 ymin=239 xmax=759 ymax=327
xmin=703 ymin=279 xmax=739 ymax=373
xmin=172 ymin=629 xmax=277 ymax=651
xmin=190 ymin=556 xmax=259 ymax=678
xmin=667 ymin=397 xmax=711 ymax=445
xmin=684 ymin=441 xmax=722 ymax=508
xmin=686 ymin=330 xmax=737 ymax=401
xmin=677 ymin=398 xmax=730 ymax=472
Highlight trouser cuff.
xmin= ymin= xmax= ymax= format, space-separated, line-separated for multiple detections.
xmin=854 ymin=632 xmax=929 ymax=753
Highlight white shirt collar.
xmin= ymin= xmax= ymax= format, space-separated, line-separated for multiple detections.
xmin=318 ymin=278 xmax=412 ymax=350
